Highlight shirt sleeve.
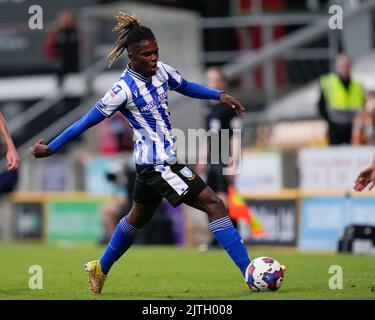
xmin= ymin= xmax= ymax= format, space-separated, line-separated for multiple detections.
xmin=159 ymin=61 xmax=222 ymax=100
xmin=158 ymin=62 xmax=183 ymax=90
xmin=95 ymin=82 xmax=129 ymax=118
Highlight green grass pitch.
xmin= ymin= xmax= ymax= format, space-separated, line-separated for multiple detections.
xmin=0 ymin=243 xmax=374 ymax=300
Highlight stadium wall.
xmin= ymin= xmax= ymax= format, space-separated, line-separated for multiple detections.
xmin=2 ymin=189 xmax=375 ymax=254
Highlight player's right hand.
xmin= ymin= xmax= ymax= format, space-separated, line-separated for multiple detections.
xmin=30 ymin=139 xmax=53 ymax=158
xmin=354 ymin=164 xmax=375 ymax=192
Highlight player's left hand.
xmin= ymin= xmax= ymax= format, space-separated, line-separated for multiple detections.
xmin=30 ymin=139 xmax=53 ymax=158
xmin=219 ymin=93 xmax=245 ymax=118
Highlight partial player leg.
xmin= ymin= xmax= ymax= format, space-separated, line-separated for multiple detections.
xmin=185 ymin=186 xmax=251 ymax=277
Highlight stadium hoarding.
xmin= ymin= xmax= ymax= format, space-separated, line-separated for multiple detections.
xmin=299 ymin=194 xmax=375 ymax=251
xmin=298 ymin=146 xmax=375 ymax=191
xmin=242 ymin=191 xmax=298 ymax=246
xmin=236 ymin=151 xmax=283 ymax=194
xmin=9 ymin=192 xmax=111 ymax=242
xmin=46 ymin=196 xmax=105 ymax=242
xmin=9 ymin=193 xmax=46 ymax=240
xmin=12 ymin=202 xmax=44 ymax=240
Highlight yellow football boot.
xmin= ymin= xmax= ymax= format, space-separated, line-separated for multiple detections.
xmin=84 ymin=260 xmax=107 ymax=294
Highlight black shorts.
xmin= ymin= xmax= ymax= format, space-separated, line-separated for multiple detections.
xmin=133 ymin=163 xmax=207 ymax=207
xmin=206 ymin=164 xmax=229 ymax=194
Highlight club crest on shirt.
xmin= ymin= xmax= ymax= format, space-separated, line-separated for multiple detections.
xmin=180 ymin=166 xmax=195 ymax=180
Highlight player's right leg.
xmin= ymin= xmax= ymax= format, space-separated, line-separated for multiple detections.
xmin=184 ymin=187 xmax=251 ymax=278
xmin=85 ymin=198 xmax=161 ymax=294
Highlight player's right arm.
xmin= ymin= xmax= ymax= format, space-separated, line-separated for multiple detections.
xmin=30 ymin=106 xmax=106 ymax=158
xmin=30 ymin=82 xmax=128 ymax=158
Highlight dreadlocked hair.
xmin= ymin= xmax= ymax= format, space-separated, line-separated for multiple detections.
xmin=107 ymin=12 xmax=156 ymax=68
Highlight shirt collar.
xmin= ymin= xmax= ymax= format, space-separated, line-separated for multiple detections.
xmin=127 ymin=64 xmax=150 ymax=82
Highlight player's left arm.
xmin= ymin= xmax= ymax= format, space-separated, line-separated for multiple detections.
xmin=174 ymin=79 xmax=245 ymax=118
xmin=160 ymin=62 xmax=245 ymax=117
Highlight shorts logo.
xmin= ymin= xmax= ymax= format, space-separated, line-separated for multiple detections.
xmin=180 ymin=167 xmax=195 ymax=180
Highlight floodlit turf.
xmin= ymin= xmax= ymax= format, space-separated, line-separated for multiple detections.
xmin=0 ymin=242 xmax=374 ymax=300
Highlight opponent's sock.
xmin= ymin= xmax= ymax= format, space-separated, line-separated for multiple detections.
xmin=209 ymin=216 xmax=251 ymax=277
xmin=99 ymin=216 xmax=138 ymax=274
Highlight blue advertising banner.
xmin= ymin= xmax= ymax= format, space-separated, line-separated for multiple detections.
xmin=350 ymin=198 xmax=375 ymax=225
xmin=300 ymin=196 xmax=375 ymax=251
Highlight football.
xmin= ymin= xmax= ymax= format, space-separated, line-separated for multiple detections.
xmin=245 ymin=257 xmax=285 ymax=292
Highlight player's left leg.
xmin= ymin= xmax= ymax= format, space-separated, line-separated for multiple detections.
xmin=184 ymin=186 xmax=251 ymax=277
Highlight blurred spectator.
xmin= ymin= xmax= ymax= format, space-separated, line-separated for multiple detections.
xmin=352 ymin=91 xmax=375 ymax=145
xmin=318 ymin=54 xmax=365 ymax=145
xmin=196 ymin=66 xmax=241 ymax=249
xmin=201 ymin=67 xmax=242 ymax=199
xmin=43 ymin=10 xmax=80 ymax=85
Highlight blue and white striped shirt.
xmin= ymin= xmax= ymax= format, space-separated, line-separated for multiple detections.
xmin=95 ymin=61 xmax=221 ymax=165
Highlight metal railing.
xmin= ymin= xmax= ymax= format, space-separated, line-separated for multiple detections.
xmin=10 ymin=57 xmax=107 ymax=159
xmin=202 ymin=0 xmax=375 ymax=106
